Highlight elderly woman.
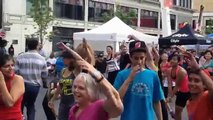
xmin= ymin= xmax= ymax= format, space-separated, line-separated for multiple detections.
xmin=56 ymin=42 xmax=123 ymax=120
xmin=0 ymin=54 xmax=25 ymax=119
xmin=69 ymin=54 xmax=123 ymax=120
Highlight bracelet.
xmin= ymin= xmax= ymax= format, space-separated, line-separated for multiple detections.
xmin=96 ymin=75 xmax=104 ymax=83
xmin=91 ymin=70 xmax=104 ymax=83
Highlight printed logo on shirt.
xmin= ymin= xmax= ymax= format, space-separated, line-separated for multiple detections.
xmin=131 ymin=83 xmax=151 ymax=97
xmin=59 ymin=79 xmax=73 ymax=95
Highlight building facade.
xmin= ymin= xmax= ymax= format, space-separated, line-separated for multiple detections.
xmin=193 ymin=0 xmax=213 ymax=34
xmin=2 ymin=0 xmax=193 ymax=56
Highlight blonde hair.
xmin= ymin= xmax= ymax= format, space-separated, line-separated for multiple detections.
xmin=75 ymin=39 xmax=95 ymax=65
xmin=74 ymin=73 xmax=105 ymax=102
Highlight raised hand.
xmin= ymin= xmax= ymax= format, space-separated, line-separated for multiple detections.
xmin=77 ymin=60 xmax=96 ymax=74
xmin=184 ymin=52 xmax=199 ymax=70
xmin=128 ymin=35 xmax=139 ymax=41
xmin=56 ymin=42 xmax=69 ymax=51
xmin=129 ymin=65 xmax=141 ymax=79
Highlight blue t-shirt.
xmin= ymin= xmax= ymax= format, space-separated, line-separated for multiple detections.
xmin=114 ymin=68 xmax=164 ymax=120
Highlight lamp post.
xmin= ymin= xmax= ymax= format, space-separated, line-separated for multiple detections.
xmin=84 ymin=0 xmax=89 ymax=31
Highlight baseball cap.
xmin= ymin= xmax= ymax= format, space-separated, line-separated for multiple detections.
xmin=129 ymin=41 xmax=146 ymax=54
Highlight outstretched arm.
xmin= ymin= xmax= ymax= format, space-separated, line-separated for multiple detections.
xmin=77 ymin=60 xmax=123 ymax=118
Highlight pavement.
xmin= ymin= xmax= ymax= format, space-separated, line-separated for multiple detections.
xmin=22 ymin=85 xmax=187 ymax=120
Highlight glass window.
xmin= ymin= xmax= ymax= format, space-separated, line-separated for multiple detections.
xmin=54 ymin=0 xmax=84 ymax=20
xmin=140 ymin=9 xmax=158 ymax=28
xmin=159 ymin=14 xmax=176 ymax=30
xmin=26 ymin=0 xmax=33 ymax=15
xmin=206 ymin=20 xmax=213 ymax=26
xmin=188 ymin=0 xmax=192 ymax=9
xmin=120 ymin=6 xmax=138 ymax=26
xmin=170 ymin=14 xmax=176 ymax=30
xmin=88 ymin=1 xmax=113 ymax=22
xmin=26 ymin=0 xmax=50 ymax=15
xmin=173 ymin=0 xmax=177 ymax=5
xmin=183 ymin=0 xmax=186 ymax=7
xmin=179 ymin=0 xmax=182 ymax=7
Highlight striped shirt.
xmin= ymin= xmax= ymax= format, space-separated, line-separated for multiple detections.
xmin=106 ymin=57 xmax=120 ymax=72
xmin=15 ymin=50 xmax=48 ymax=86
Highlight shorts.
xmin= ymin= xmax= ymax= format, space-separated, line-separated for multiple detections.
xmin=175 ymin=91 xmax=191 ymax=107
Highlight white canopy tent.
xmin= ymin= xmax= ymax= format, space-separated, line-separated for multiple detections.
xmin=73 ymin=17 xmax=158 ymax=52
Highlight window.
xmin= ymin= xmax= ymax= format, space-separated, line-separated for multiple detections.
xmin=160 ymin=14 xmax=176 ymax=30
xmin=120 ymin=6 xmax=138 ymax=26
xmin=173 ymin=0 xmax=177 ymax=5
xmin=192 ymin=20 xmax=196 ymax=29
xmin=170 ymin=14 xmax=176 ymax=30
xmin=188 ymin=0 xmax=192 ymax=9
xmin=183 ymin=0 xmax=186 ymax=7
xmin=206 ymin=20 xmax=213 ymax=26
xmin=26 ymin=0 xmax=50 ymax=15
xmin=179 ymin=0 xmax=182 ymax=7
xmin=140 ymin=9 xmax=158 ymax=28
xmin=54 ymin=0 xmax=84 ymax=20
xmin=26 ymin=0 xmax=33 ymax=15
xmin=88 ymin=1 xmax=113 ymax=22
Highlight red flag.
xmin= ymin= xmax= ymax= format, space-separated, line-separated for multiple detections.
xmin=164 ymin=0 xmax=173 ymax=8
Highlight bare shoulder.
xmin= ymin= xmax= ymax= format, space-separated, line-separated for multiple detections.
xmin=179 ymin=67 xmax=187 ymax=74
xmin=14 ymin=75 xmax=24 ymax=83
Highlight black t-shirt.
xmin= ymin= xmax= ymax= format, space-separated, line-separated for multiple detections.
xmin=119 ymin=53 xmax=131 ymax=70
xmin=95 ymin=59 xmax=107 ymax=74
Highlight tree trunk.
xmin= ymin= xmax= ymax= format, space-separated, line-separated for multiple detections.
xmin=40 ymin=29 xmax=43 ymax=44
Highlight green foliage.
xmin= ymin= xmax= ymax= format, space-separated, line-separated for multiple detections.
xmin=101 ymin=5 xmax=137 ymax=25
xmin=29 ymin=0 xmax=54 ymax=44
xmin=205 ymin=19 xmax=213 ymax=34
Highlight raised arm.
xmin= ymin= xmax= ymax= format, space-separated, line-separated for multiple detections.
xmin=186 ymin=52 xmax=213 ymax=100
xmin=77 ymin=60 xmax=123 ymax=118
xmin=0 ymin=73 xmax=25 ymax=107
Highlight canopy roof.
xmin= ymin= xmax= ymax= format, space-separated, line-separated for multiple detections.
xmin=74 ymin=17 xmax=158 ymax=44
xmin=159 ymin=24 xmax=212 ymax=47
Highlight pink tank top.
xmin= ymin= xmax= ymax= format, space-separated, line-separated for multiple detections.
xmin=69 ymin=100 xmax=109 ymax=120
xmin=171 ymin=66 xmax=189 ymax=92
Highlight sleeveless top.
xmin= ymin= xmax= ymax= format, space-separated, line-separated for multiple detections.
xmin=170 ymin=66 xmax=189 ymax=92
xmin=0 ymin=76 xmax=23 ymax=120
xmin=59 ymin=68 xmax=75 ymax=105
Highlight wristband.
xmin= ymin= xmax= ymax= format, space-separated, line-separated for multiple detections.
xmin=91 ymin=70 xmax=104 ymax=83
xmin=96 ymin=75 xmax=104 ymax=83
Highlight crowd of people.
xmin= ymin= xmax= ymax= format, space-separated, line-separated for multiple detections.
xmin=0 ymin=35 xmax=213 ymax=120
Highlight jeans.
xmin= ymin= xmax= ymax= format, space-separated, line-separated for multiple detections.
xmin=22 ymin=83 xmax=40 ymax=120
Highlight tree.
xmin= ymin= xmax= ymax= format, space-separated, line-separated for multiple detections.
xmin=29 ymin=0 xmax=54 ymax=44
xmin=101 ymin=5 xmax=137 ymax=26
xmin=205 ymin=19 xmax=213 ymax=34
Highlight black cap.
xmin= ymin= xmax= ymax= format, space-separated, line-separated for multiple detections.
xmin=129 ymin=41 xmax=146 ymax=54
xmin=61 ymin=51 xmax=74 ymax=59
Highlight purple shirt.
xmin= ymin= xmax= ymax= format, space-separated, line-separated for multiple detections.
xmin=69 ymin=100 xmax=109 ymax=120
